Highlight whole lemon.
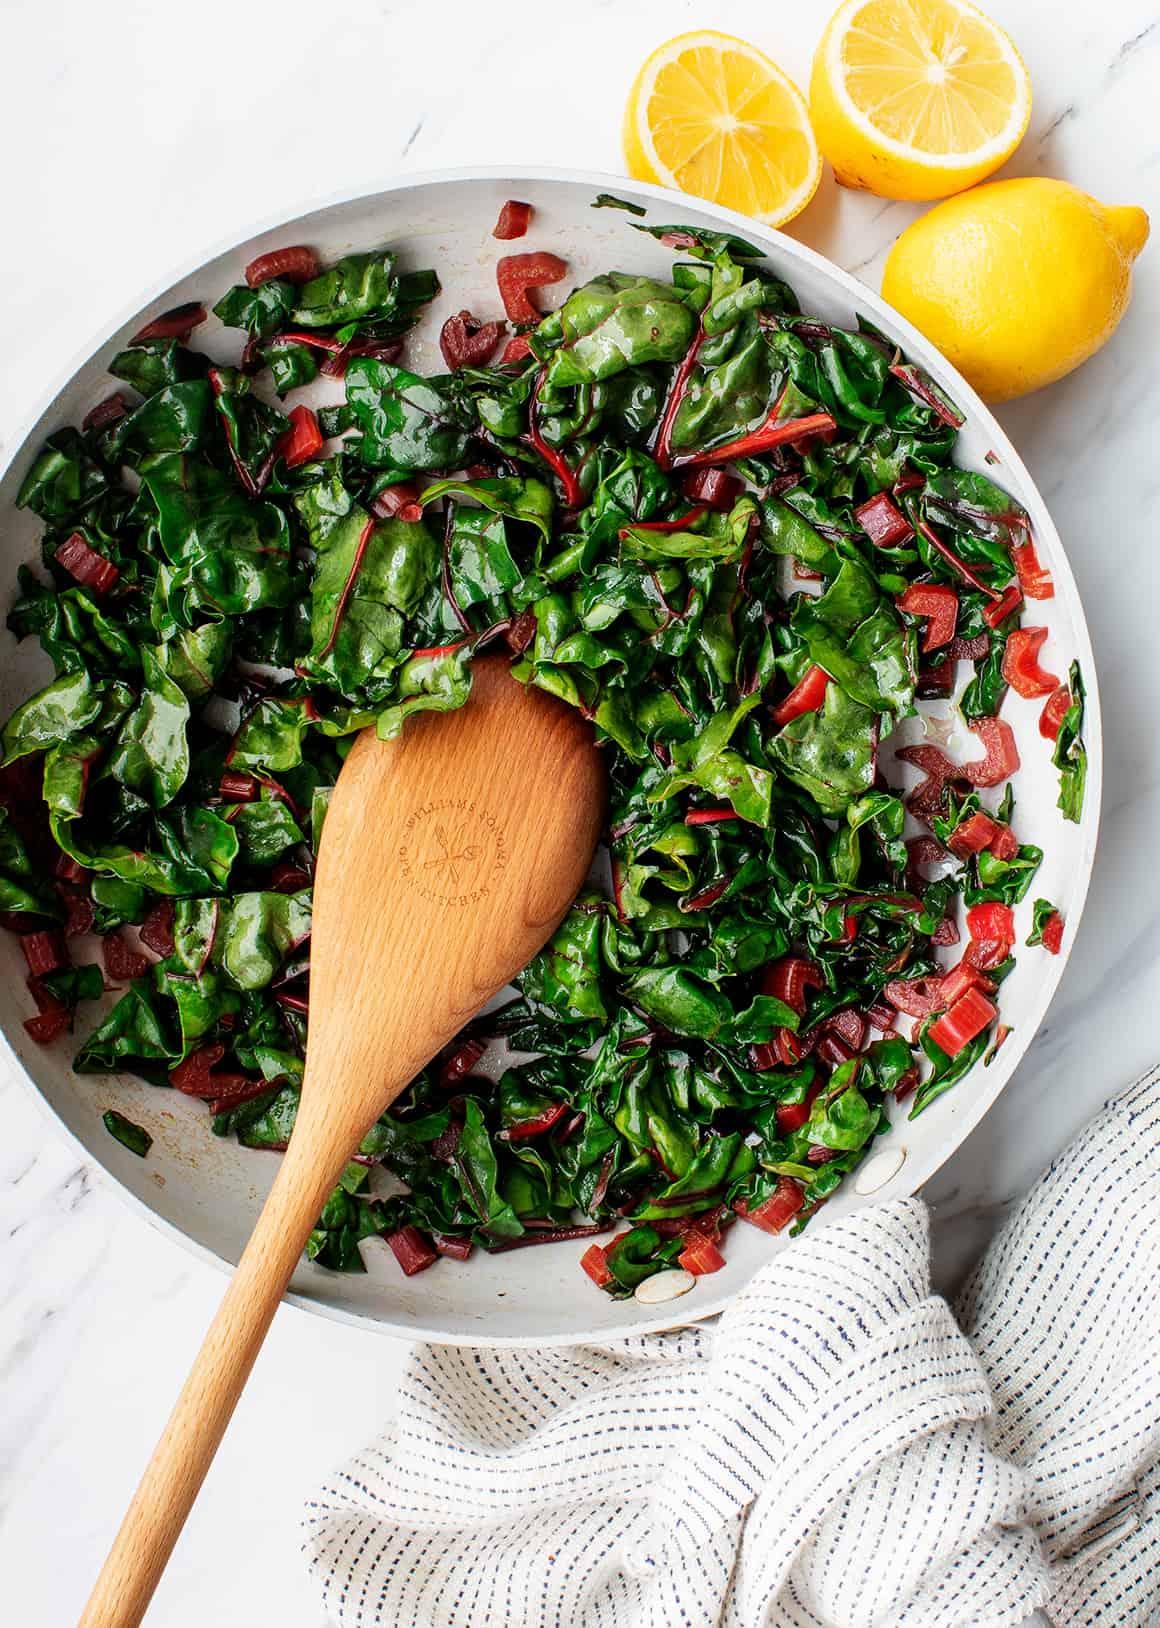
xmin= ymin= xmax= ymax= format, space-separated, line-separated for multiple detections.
xmin=881 ymin=177 xmax=1149 ymax=401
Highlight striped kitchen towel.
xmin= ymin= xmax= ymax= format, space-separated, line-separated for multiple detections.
xmin=303 ymin=1067 xmax=1160 ymax=1627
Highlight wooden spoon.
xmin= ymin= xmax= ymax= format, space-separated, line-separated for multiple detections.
xmin=78 ymin=655 xmax=606 ymax=1627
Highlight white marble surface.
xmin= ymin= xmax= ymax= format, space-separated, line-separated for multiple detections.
xmin=1 ymin=0 xmax=1157 ymax=1622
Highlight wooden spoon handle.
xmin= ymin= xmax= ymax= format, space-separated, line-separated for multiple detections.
xmin=76 ymin=1126 xmax=353 ymax=1628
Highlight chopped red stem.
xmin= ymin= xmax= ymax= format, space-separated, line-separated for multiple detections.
xmin=673 ymin=405 xmax=838 ymax=470
xmin=524 ymin=369 xmax=582 ymax=507
xmin=897 ymin=582 xmax=959 ymax=652
xmin=946 ymin=631 xmax=991 ymax=661
xmin=679 ymin=1237 xmax=726 ymax=1275
xmin=55 ymin=532 xmax=119 ymax=595
xmin=439 ymin=1036 xmax=487 ymax=1090
xmin=501 ymin=334 xmax=534 ymax=365
xmin=619 ymin=503 xmax=707 ymax=538
xmin=319 ymin=517 xmax=376 ymax=658
xmin=245 ymin=246 xmax=320 ymax=287
xmin=493 ymin=200 xmax=533 ymax=240
xmin=496 ymin=252 xmax=568 ymax=324
xmin=1011 ymin=538 xmax=1054 ymax=600
xmin=854 ymin=491 xmax=912 ymax=548
xmin=929 ymin=987 xmax=997 ymax=1057
xmin=680 ymin=467 xmax=741 ymax=509
xmin=21 ymin=930 xmax=67 ymax=977
xmin=370 ymin=482 xmax=423 ymax=523
xmin=433 ymin=1233 xmax=473 ymax=1261
xmin=24 ymin=1009 xmax=70 ymax=1045
xmin=102 ymin=931 xmax=149 ymax=983
xmin=83 ymin=394 xmax=130 ymax=433
xmin=684 ymin=808 xmax=740 ymax=826
xmin=896 ymin=744 xmax=962 ymax=817
xmin=653 ymin=323 xmax=705 ymax=471
xmin=1002 ymin=627 xmax=1059 ymax=699
xmin=734 ymin=1178 xmax=804 ymax=1234
xmin=772 ymin=665 xmax=829 ymax=727
xmin=219 ymin=771 xmax=259 ymax=803
xmin=439 ymin=310 xmax=504 ymax=370
xmin=386 ymin=1225 xmax=438 ymax=1276
xmin=140 ymin=900 xmax=175 ymax=958
xmin=130 ymin=302 xmax=207 ymax=345
xmin=281 ymin=404 xmax=324 ymax=470
xmin=964 ymin=716 xmax=1020 ymax=787
xmin=1039 ymin=684 xmax=1070 ymax=742
xmin=55 ymin=853 xmax=87 ymax=884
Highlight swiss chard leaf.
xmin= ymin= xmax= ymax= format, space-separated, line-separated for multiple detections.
xmin=291 ymin=250 xmax=431 ymax=330
xmin=345 ymin=358 xmax=473 ymax=472
xmin=102 ymin=1109 xmax=153 ymax=1157
xmin=541 ymin=274 xmax=697 ymax=389
xmin=213 ymin=279 xmax=295 ymax=337
xmin=295 ymin=473 xmax=438 ymax=698
xmin=770 ymin=682 xmax=879 ymax=815
xmin=793 ymin=559 xmax=916 ymax=715
xmin=16 ymin=430 xmax=108 ymax=521
xmin=212 ymin=890 xmax=311 ymax=990
xmin=1053 ymin=661 xmax=1087 ymax=823
xmin=106 ymin=647 xmax=190 ymax=809
xmin=141 ymin=454 xmax=295 ymax=625
xmin=2 ymin=670 xmax=105 ymax=763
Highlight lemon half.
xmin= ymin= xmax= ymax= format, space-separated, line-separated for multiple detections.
xmin=624 ymin=31 xmax=822 ymax=227
xmin=810 ymin=0 xmax=1032 ymax=200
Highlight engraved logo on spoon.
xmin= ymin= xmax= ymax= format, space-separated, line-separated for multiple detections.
xmin=398 ymin=799 xmax=507 ymax=907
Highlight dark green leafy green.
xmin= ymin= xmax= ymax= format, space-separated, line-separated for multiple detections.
xmin=345 ymin=359 xmax=473 ymax=471
xmin=539 ymin=274 xmax=697 ymax=389
xmin=16 ymin=430 xmax=108 ymax=520
xmin=106 ymin=648 xmax=190 ymax=809
xmin=792 ymin=559 xmax=916 ymax=715
xmin=213 ymin=280 xmax=295 ymax=338
xmin=1053 ymin=661 xmax=1087 ymax=823
xmin=591 ymin=193 xmax=647 ymax=216
xmin=292 ymin=250 xmax=407 ymax=328
xmin=102 ymin=1108 xmax=153 ymax=1157
xmin=770 ymin=682 xmax=879 ymax=815
xmin=0 ymin=809 xmax=58 ymax=916
xmin=1026 ymin=897 xmax=1060 ymax=946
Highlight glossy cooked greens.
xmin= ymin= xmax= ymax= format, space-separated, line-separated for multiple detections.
xmin=1 ymin=220 xmax=1083 ymax=1295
